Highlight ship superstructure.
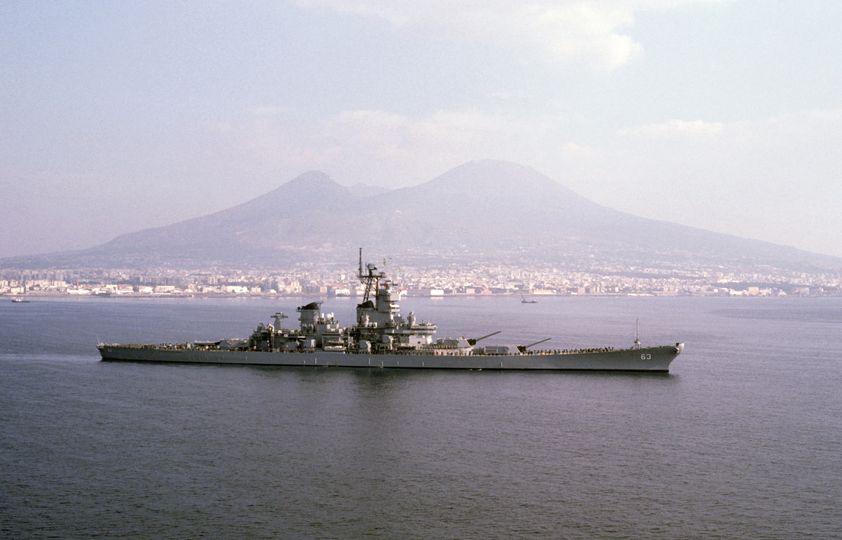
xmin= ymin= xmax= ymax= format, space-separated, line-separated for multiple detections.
xmin=245 ymin=251 xmax=448 ymax=355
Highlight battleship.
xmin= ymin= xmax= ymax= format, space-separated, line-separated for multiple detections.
xmin=98 ymin=251 xmax=684 ymax=372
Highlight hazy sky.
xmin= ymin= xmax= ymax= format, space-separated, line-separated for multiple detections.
xmin=2 ymin=1 xmax=841 ymax=258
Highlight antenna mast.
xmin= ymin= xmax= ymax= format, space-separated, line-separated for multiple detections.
xmin=357 ymin=248 xmax=383 ymax=303
xmin=634 ymin=318 xmax=641 ymax=349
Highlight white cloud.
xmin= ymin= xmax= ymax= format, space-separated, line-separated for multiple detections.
xmin=620 ymin=119 xmax=725 ymax=137
xmin=250 ymin=105 xmax=292 ymax=117
xmin=297 ymin=0 xmax=721 ymax=69
xmin=560 ymin=142 xmax=599 ymax=160
xmin=519 ymin=3 xmax=640 ymax=68
xmin=226 ymin=105 xmax=569 ymax=185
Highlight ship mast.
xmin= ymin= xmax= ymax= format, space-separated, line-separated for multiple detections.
xmin=358 ymin=248 xmax=384 ymax=303
xmin=634 ymin=318 xmax=641 ymax=349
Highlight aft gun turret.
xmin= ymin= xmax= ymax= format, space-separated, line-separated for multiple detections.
xmin=467 ymin=330 xmax=502 ymax=346
xmin=517 ymin=337 xmax=551 ymax=353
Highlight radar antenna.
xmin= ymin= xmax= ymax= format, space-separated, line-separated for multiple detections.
xmin=272 ymin=312 xmax=288 ymax=330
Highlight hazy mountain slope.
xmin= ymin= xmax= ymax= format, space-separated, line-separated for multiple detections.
xmin=3 ymin=160 xmax=840 ymax=270
xmin=342 ymin=160 xmax=835 ymax=269
xmin=80 ymin=171 xmax=370 ymax=265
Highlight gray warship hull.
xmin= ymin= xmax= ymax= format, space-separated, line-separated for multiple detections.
xmin=98 ymin=343 xmax=683 ymax=372
xmin=97 ymin=251 xmax=684 ymax=372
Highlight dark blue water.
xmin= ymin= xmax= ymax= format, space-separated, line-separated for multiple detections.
xmin=2 ymin=296 xmax=841 ymax=538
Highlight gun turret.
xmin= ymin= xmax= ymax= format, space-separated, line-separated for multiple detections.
xmin=467 ymin=330 xmax=502 ymax=346
xmin=517 ymin=337 xmax=551 ymax=353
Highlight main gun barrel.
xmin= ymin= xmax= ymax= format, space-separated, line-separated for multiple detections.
xmin=517 ymin=337 xmax=552 ymax=353
xmin=467 ymin=330 xmax=502 ymax=346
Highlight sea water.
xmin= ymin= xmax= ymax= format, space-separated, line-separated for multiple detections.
xmin=1 ymin=296 xmax=841 ymax=538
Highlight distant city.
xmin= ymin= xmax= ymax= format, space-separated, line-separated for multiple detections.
xmin=3 ymin=261 xmax=839 ymax=299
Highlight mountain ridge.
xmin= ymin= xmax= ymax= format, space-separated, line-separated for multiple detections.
xmin=3 ymin=160 xmax=840 ymax=271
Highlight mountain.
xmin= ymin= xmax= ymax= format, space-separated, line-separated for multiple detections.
xmin=4 ymin=160 xmax=841 ymax=271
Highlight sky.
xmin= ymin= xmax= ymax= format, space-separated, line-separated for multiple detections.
xmin=1 ymin=0 xmax=841 ymax=258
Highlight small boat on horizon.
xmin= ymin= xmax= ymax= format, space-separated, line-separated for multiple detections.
xmin=521 ymin=295 xmax=538 ymax=304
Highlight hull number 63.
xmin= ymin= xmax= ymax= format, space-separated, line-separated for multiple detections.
xmin=640 ymin=353 xmax=652 ymax=360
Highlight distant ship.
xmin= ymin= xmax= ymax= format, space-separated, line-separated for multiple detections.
xmin=98 ymin=251 xmax=684 ymax=372
xmin=521 ymin=295 xmax=538 ymax=304
xmin=11 ymin=298 xmax=30 ymax=303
